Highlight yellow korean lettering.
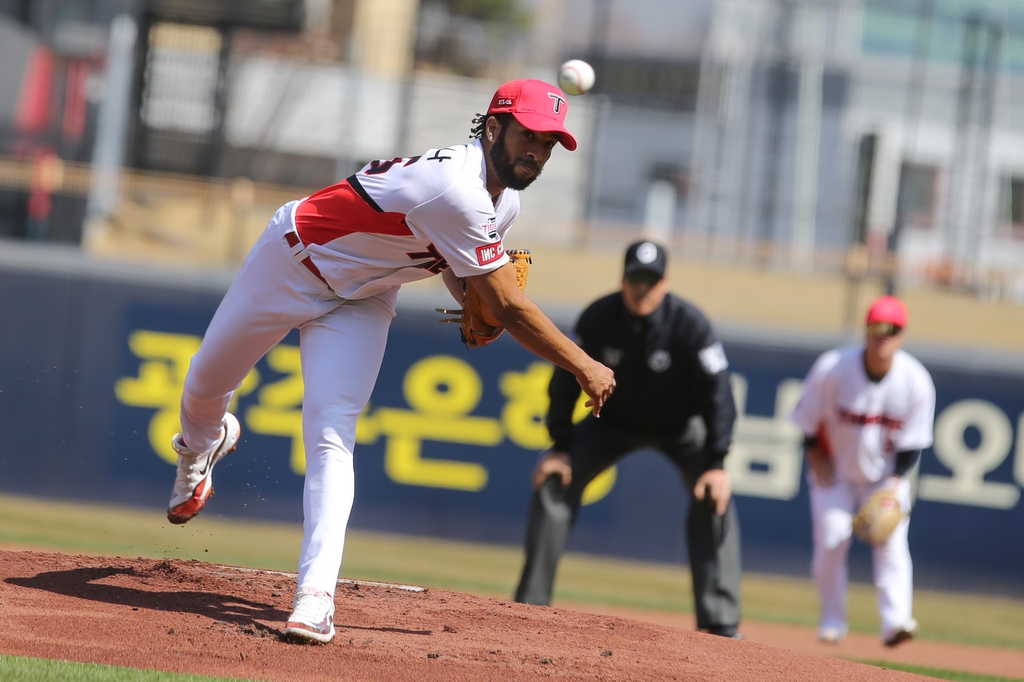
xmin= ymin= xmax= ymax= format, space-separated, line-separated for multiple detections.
xmin=246 ymin=345 xmax=306 ymax=474
xmin=355 ymin=402 xmax=380 ymax=445
xmin=499 ymin=362 xmax=555 ymax=450
xmin=244 ymin=343 xmax=381 ymax=475
xmin=116 ymin=330 xmax=257 ymax=465
xmin=379 ymin=356 xmax=500 ymax=491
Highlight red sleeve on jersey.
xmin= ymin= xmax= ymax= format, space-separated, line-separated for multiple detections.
xmin=295 ymin=176 xmax=413 ymax=246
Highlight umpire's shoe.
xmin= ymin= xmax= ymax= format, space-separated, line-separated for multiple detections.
xmin=285 ymin=588 xmax=336 ymax=644
xmin=707 ymin=625 xmax=744 ymax=640
xmin=167 ymin=413 xmax=241 ymax=524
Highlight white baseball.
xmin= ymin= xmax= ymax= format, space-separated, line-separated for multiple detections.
xmin=558 ymin=59 xmax=595 ymax=96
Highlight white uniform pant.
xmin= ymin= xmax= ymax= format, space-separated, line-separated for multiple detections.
xmin=809 ymin=476 xmax=913 ymax=640
xmin=179 ymin=201 xmax=395 ymax=596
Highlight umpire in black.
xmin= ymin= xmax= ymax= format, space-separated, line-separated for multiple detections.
xmin=513 ymin=240 xmax=742 ymax=638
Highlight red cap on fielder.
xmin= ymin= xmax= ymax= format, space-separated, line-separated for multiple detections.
xmin=487 ymin=79 xmax=578 ymax=151
xmin=866 ymin=295 xmax=908 ymax=327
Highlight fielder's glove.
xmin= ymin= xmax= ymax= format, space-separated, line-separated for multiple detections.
xmin=852 ymin=488 xmax=906 ymax=546
xmin=437 ymin=249 xmax=531 ymax=348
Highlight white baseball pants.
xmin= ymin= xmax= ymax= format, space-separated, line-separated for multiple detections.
xmin=808 ymin=475 xmax=913 ymax=641
xmin=179 ymin=201 xmax=395 ymax=595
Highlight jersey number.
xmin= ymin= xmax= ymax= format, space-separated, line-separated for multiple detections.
xmin=364 ymin=149 xmax=452 ymax=176
xmin=364 ymin=156 xmax=422 ymax=175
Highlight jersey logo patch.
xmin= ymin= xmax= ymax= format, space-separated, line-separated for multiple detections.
xmin=476 ymin=241 xmax=505 ymax=265
xmin=698 ymin=342 xmax=729 ymax=375
xmin=648 ymin=350 xmax=671 ymax=372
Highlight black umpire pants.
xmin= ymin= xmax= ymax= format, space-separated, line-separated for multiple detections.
xmin=513 ymin=416 xmax=742 ymax=630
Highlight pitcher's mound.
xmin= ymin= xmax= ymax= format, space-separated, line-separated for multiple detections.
xmin=0 ymin=550 xmax=928 ymax=681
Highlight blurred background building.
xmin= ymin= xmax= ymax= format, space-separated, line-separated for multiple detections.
xmin=1 ymin=0 xmax=1023 ymax=331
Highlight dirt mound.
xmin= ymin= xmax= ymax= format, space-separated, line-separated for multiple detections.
xmin=0 ymin=550 xmax=930 ymax=681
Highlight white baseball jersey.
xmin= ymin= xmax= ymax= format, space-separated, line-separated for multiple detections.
xmin=292 ymin=139 xmax=519 ymax=302
xmin=791 ymin=346 xmax=936 ymax=485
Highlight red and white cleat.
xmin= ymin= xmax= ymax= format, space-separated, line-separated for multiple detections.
xmin=284 ymin=587 xmax=336 ymax=644
xmin=166 ymin=413 xmax=240 ymax=524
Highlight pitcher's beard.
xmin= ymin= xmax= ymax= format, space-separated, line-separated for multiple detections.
xmin=490 ymin=130 xmax=541 ymax=190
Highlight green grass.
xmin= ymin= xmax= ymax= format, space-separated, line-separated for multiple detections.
xmin=2 ymin=493 xmax=1024 ymax=655
xmin=0 ymin=655 xmax=244 ymax=681
xmin=855 ymin=659 xmax=1022 ymax=682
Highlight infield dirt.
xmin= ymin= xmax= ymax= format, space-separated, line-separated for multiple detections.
xmin=0 ymin=550 xmax=943 ymax=681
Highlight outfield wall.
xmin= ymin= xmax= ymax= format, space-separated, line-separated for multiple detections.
xmin=2 ymin=244 xmax=1023 ymax=597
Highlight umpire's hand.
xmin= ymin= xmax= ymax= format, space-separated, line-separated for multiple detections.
xmin=694 ymin=469 xmax=732 ymax=516
xmin=532 ymin=451 xmax=572 ymax=490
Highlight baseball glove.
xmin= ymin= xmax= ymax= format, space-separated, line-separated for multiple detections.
xmin=852 ymin=488 xmax=905 ymax=546
xmin=437 ymin=249 xmax=531 ymax=348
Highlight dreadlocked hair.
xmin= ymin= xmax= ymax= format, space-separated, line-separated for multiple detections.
xmin=469 ymin=112 xmax=513 ymax=139
xmin=470 ymin=113 xmax=486 ymax=139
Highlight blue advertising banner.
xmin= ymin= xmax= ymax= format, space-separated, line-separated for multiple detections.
xmin=1 ymin=260 xmax=1022 ymax=596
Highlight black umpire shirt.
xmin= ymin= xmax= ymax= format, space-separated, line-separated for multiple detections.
xmin=547 ymin=292 xmax=737 ymax=469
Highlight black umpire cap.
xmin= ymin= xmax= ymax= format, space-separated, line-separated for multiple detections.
xmin=623 ymin=240 xmax=668 ymax=279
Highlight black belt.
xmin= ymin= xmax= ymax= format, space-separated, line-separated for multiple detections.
xmin=284 ymin=231 xmax=332 ymax=290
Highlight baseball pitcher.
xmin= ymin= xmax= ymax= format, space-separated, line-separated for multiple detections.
xmin=163 ymin=79 xmax=616 ymax=644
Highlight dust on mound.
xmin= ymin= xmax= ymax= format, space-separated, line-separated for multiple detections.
xmin=0 ymin=550 xmax=930 ymax=681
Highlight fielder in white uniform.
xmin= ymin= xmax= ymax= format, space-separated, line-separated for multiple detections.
xmin=164 ymin=79 xmax=616 ymax=644
xmin=791 ymin=295 xmax=935 ymax=646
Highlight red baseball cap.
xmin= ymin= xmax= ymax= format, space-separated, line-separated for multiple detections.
xmin=487 ymin=79 xmax=578 ymax=151
xmin=865 ymin=295 xmax=908 ymax=327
